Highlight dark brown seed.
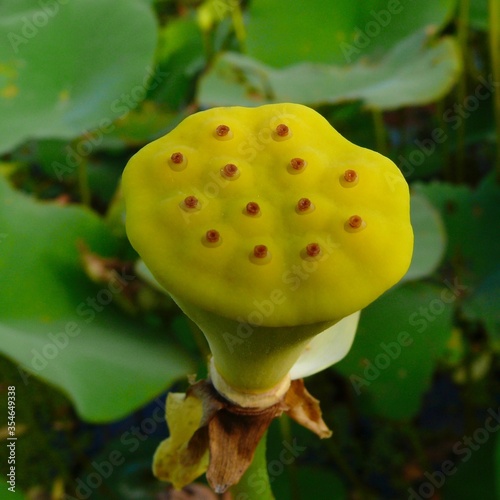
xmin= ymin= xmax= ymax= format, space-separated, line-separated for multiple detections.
xmin=290 ymin=158 xmax=305 ymax=171
xmin=223 ymin=163 xmax=238 ymax=177
xmin=246 ymin=202 xmax=260 ymax=216
xmin=253 ymin=245 xmax=268 ymax=259
xmin=206 ymin=229 xmax=220 ymax=243
xmin=215 ymin=125 xmax=230 ymax=137
xmin=348 ymin=215 xmax=363 ymax=229
xmin=297 ymin=198 xmax=312 ymax=212
xmin=344 ymin=169 xmax=358 ymax=183
xmin=170 ymin=152 xmax=184 ymax=164
xmin=276 ymin=124 xmax=289 ymax=137
xmin=184 ymin=196 xmax=198 ymax=209
xmin=306 ymin=243 xmax=321 ymax=257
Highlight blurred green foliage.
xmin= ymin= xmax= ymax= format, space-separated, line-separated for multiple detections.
xmin=0 ymin=0 xmax=499 ymax=499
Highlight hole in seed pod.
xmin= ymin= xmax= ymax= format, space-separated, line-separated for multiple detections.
xmin=288 ymin=157 xmax=307 ymax=174
xmin=180 ymin=195 xmax=200 ymax=212
xmin=345 ymin=215 xmax=366 ymax=232
xmin=214 ymin=124 xmax=233 ymax=140
xmin=340 ymin=169 xmax=359 ymax=187
xmin=169 ymin=152 xmax=186 ymax=171
xmin=245 ymin=202 xmax=260 ymax=216
xmin=221 ymin=163 xmax=240 ymax=180
xmin=203 ymin=229 xmax=222 ymax=247
xmin=296 ymin=197 xmax=315 ymax=214
xmin=250 ymin=244 xmax=272 ymax=264
xmin=274 ymin=124 xmax=292 ymax=141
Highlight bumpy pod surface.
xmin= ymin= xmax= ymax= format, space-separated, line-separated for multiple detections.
xmin=123 ymin=103 xmax=413 ymax=327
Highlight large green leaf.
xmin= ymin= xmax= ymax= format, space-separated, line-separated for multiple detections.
xmin=443 ymin=432 xmax=498 ymax=500
xmin=0 ymin=176 xmax=194 ymax=422
xmin=415 ymin=174 xmax=500 ymax=287
xmin=246 ymin=0 xmax=457 ymax=67
xmin=496 ymin=433 xmax=500 ymax=497
xmin=461 ymin=267 xmax=500 ymax=344
xmin=469 ymin=0 xmax=489 ymax=30
xmin=198 ymin=31 xmax=461 ymax=110
xmin=0 ymin=0 xmax=158 ymax=154
xmin=335 ymin=282 xmax=454 ymax=420
xmin=402 ymin=192 xmax=446 ymax=282
xmin=0 ymin=480 xmax=24 ymax=499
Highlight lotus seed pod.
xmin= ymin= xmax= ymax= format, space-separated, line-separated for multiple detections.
xmin=123 ymin=103 xmax=413 ymax=393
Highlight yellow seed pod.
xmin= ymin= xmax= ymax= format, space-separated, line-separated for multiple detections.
xmin=123 ymin=103 xmax=413 ymax=392
xmin=123 ymin=103 xmax=412 ymax=324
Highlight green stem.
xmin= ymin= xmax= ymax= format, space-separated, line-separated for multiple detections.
xmin=279 ymin=416 xmax=300 ymax=500
xmin=325 ymin=438 xmax=366 ymax=493
xmin=398 ymin=421 xmax=430 ymax=471
xmin=174 ymin=297 xmax=334 ymax=391
xmin=73 ymin=138 xmax=91 ymax=207
xmin=231 ymin=1 xmax=247 ymax=53
xmin=456 ymin=0 xmax=470 ymax=183
xmin=436 ymin=98 xmax=452 ymax=181
xmin=372 ymin=109 xmax=387 ymax=156
xmin=490 ymin=0 xmax=500 ymax=182
xmin=230 ymin=431 xmax=274 ymax=500
xmin=462 ymin=337 xmax=477 ymax=435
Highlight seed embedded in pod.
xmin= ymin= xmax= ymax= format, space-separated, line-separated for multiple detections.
xmin=306 ymin=243 xmax=321 ymax=257
xmin=340 ymin=169 xmax=359 ymax=187
xmin=221 ymin=163 xmax=240 ymax=180
xmin=276 ymin=124 xmax=289 ymax=137
xmin=349 ymin=215 xmax=362 ymax=228
xmin=345 ymin=215 xmax=366 ymax=232
xmin=245 ymin=202 xmax=260 ymax=216
xmin=169 ymin=152 xmax=186 ymax=171
xmin=250 ymin=244 xmax=272 ymax=264
xmin=214 ymin=124 xmax=233 ymax=140
xmin=296 ymin=197 xmax=314 ymax=214
xmin=254 ymin=245 xmax=268 ymax=258
xmin=203 ymin=229 xmax=222 ymax=247
xmin=181 ymin=195 xmax=200 ymax=212
xmin=274 ymin=123 xmax=292 ymax=141
xmin=288 ymin=157 xmax=307 ymax=174
xmin=344 ymin=169 xmax=357 ymax=182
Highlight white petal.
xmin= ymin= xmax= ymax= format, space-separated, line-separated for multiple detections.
xmin=289 ymin=311 xmax=361 ymax=380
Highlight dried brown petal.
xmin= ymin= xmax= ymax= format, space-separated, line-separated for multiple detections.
xmin=284 ymin=379 xmax=332 ymax=439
